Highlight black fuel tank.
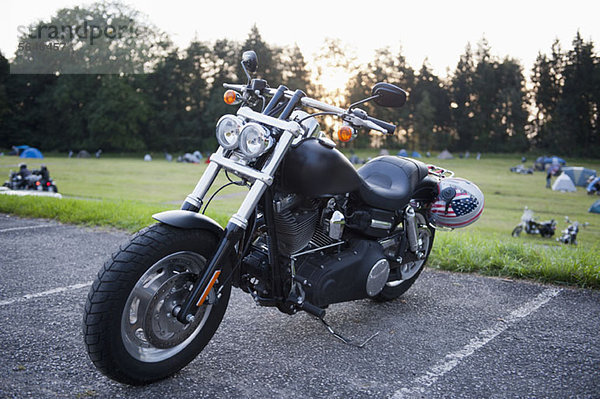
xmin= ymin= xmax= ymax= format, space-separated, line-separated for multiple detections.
xmin=278 ymin=138 xmax=361 ymax=197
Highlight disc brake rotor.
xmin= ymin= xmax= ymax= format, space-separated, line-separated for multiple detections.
xmin=143 ymin=272 xmax=207 ymax=349
xmin=121 ymin=251 xmax=215 ymax=363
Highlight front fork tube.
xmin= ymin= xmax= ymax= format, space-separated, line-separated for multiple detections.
xmin=177 ymin=131 xmax=296 ymax=323
xmin=175 ymin=221 xmax=243 ymax=324
xmin=181 ymin=147 xmax=225 ymax=212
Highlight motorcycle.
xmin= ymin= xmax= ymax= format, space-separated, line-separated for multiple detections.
xmin=556 ymin=217 xmax=588 ymax=245
xmin=3 ymin=165 xmax=58 ymax=193
xmin=511 ymin=207 xmax=556 ymax=238
xmin=83 ymin=50 xmax=484 ymax=385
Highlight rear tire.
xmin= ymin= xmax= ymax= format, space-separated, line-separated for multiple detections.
xmin=83 ymin=223 xmax=231 ymax=385
xmin=373 ymin=212 xmax=435 ymax=302
xmin=511 ymin=226 xmax=523 ymax=237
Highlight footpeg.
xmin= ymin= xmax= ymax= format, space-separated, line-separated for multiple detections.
xmin=300 ymin=301 xmax=326 ymax=318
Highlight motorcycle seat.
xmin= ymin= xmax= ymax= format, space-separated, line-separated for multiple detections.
xmin=357 ymin=156 xmax=432 ymax=211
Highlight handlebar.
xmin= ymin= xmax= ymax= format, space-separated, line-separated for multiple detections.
xmin=223 ymin=83 xmax=396 ymax=134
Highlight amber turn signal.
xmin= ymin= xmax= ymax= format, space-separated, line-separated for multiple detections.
xmin=337 ymin=125 xmax=354 ymax=142
xmin=223 ymin=90 xmax=237 ymax=105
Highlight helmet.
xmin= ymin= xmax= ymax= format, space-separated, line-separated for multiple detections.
xmin=429 ymin=178 xmax=484 ymax=228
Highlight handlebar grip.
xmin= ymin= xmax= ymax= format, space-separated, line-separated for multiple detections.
xmin=223 ymin=83 xmax=245 ymax=91
xmin=367 ymin=116 xmax=396 ymax=134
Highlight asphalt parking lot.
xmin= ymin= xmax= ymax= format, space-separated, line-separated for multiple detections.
xmin=1 ymin=213 xmax=599 ymax=398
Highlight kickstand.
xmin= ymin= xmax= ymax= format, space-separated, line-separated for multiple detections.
xmin=318 ymin=317 xmax=379 ymax=348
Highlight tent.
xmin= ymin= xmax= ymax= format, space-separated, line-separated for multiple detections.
xmin=19 ymin=147 xmax=43 ymax=158
xmin=590 ymin=199 xmax=600 ymax=214
xmin=437 ymin=149 xmax=453 ymax=159
xmin=397 ymin=149 xmax=408 ymax=157
xmin=77 ymin=150 xmax=91 ymax=158
xmin=562 ymin=167 xmax=596 ymax=187
xmin=9 ymin=145 xmax=30 ymax=155
xmin=534 ymin=156 xmax=567 ymax=171
xmin=412 ymin=151 xmax=422 ymax=158
xmin=552 ymin=173 xmax=576 ymax=192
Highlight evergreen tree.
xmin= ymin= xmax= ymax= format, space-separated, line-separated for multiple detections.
xmin=85 ymin=75 xmax=150 ymax=151
xmin=238 ymin=25 xmax=282 ymax=86
xmin=413 ymin=90 xmax=436 ymax=151
xmin=201 ymin=38 xmax=240 ymax=150
xmin=412 ymin=61 xmax=452 ymax=151
xmin=451 ymin=39 xmax=528 ymax=152
xmin=531 ymin=40 xmax=564 ymax=151
xmin=532 ymin=33 xmax=599 ymax=156
xmin=450 ymin=43 xmax=476 ymax=151
xmin=35 ymin=75 xmax=100 ymax=151
xmin=351 ymin=46 xmax=415 ymax=149
xmin=0 ymin=53 xmax=12 ymax=145
xmin=144 ymin=40 xmax=212 ymax=151
xmin=560 ymin=32 xmax=598 ymax=156
xmin=280 ymin=44 xmax=312 ymax=94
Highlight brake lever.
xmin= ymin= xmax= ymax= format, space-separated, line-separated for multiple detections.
xmin=342 ymin=112 xmax=387 ymax=133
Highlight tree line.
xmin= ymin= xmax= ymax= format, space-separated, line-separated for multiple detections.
xmin=0 ymin=2 xmax=598 ymax=157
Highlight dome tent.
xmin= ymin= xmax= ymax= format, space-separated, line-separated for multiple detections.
xmin=19 ymin=147 xmax=43 ymax=158
xmin=437 ymin=149 xmax=453 ymax=159
xmin=590 ymin=199 xmax=600 ymax=214
xmin=552 ymin=173 xmax=576 ymax=192
xmin=562 ymin=167 xmax=596 ymax=187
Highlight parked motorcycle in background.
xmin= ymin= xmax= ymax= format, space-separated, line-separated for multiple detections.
xmin=83 ymin=50 xmax=484 ymax=385
xmin=2 ymin=164 xmax=58 ymax=193
xmin=556 ymin=217 xmax=588 ymax=245
xmin=511 ymin=207 xmax=556 ymax=238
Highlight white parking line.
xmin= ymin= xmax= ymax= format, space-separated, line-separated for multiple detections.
xmin=391 ymin=287 xmax=562 ymax=399
xmin=0 ymin=282 xmax=92 ymax=306
xmin=0 ymin=223 xmax=56 ymax=233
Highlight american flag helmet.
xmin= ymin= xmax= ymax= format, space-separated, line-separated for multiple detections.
xmin=429 ymin=178 xmax=484 ymax=228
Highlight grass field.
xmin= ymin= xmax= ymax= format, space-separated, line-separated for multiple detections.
xmin=1 ymin=151 xmax=599 ymax=288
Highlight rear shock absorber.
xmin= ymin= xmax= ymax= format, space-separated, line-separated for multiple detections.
xmin=405 ymin=205 xmax=419 ymax=253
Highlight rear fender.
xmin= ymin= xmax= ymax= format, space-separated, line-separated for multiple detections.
xmin=152 ymin=210 xmax=224 ymax=237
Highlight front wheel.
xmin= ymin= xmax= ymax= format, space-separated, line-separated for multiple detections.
xmin=83 ymin=223 xmax=231 ymax=385
xmin=373 ymin=212 xmax=435 ymax=302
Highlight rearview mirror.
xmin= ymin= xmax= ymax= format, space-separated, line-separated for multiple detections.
xmin=372 ymin=82 xmax=407 ymax=108
xmin=242 ymin=51 xmax=258 ymax=73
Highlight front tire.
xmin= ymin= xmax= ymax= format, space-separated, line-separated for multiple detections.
xmin=83 ymin=223 xmax=231 ymax=385
xmin=511 ymin=225 xmax=523 ymax=237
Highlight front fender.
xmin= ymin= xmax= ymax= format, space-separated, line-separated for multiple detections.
xmin=152 ymin=210 xmax=224 ymax=237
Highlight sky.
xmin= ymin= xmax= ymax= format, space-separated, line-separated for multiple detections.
xmin=4 ymin=0 xmax=600 ymax=80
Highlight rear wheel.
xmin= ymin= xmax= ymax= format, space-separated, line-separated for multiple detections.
xmin=373 ymin=212 xmax=434 ymax=302
xmin=83 ymin=223 xmax=231 ymax=385
xmin=511 ymin=225 xmax=523 ymax=237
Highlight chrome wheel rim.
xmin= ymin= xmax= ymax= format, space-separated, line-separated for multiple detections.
xmin=121 ymin=251 xmax=214 ymax=363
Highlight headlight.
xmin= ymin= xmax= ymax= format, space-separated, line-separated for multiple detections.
xmin=239 ymin=123 xmax=273 ymax=158
xmin=216 ymin=115 xmax=244 ymax=149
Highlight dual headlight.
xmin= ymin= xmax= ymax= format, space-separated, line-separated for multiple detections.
xmin=215 ymin=115 xmax=273 ymax=159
